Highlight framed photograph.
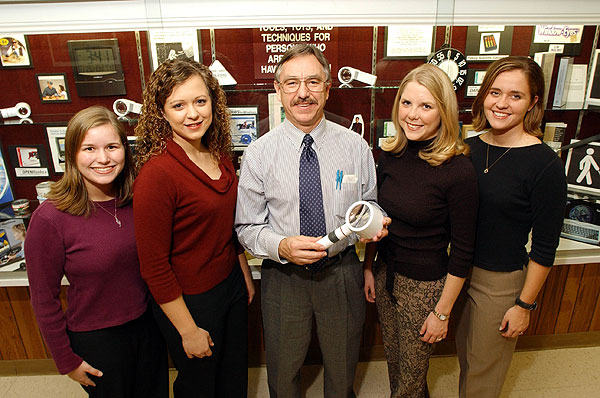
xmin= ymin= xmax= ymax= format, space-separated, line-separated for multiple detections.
xmin=465 ymin=26 xmax=513 ymax=62
xmin=0 ymin=218 xmax=27 ymax=272
xmin=37 ymin=73 xmax=70 ymax=103
xmin=584 ymin=49 xmax=600 ymax=109
xmin=0 ymin=142 xmax=15 ymax=206
xmin=0 ymin=34 xmax=32 ymax=68
xmin=384 ymin=25 xmax=434 ymax=59
xmin=229 ymin=106 xmax=258 ymax=150
xmin=376 ymin=119 xmax=397 ymax=149
xmin=126 ymin=135 xmax=139 ymax=161
xmin=464 ymin=69 xmax=487 ymax=98
xmin=461 ymin=124 xmax=478 ymax=139
xmin=8 ymin=145 xmax=50 ymax=178
xmin=45 ymin=125 xmax=67 ymax=173
xmin=148 ymin=29 xmax=201 ymax=72
xmin=268 ymin=92 xmax=285 ymax=131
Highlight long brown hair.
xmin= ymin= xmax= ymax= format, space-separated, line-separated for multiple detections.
xmin=134 ymin=59 xmax=231 ymax=170
xmin=47 ymin=106 xmax=135 ymax=216
xmin=382 ymin=64 xmax=468 ymax=166
xmin=472 ymin=56 xmax=544 ymax=138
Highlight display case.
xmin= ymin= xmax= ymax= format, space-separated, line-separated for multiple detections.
xmin=0 ymin=0 xmax=599 ymax=367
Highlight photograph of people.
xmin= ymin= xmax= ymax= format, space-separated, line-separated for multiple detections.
xmin=133 ymin=58 xmax=255 ymax=397
xmin=57 ymin=84 xmax=68 ymax=100
xmin=42 ymin=80 xmax=58 ymax=99
xmin=455 ymin=56 xmax=567 ymax=397
xmin=235 ymin=44 xmax=390 ymax=397
xmin=0 ymin=36 xmax=30 ymax=66
xmin=363 ymin=63 xmax=478 ymax=397
xmin=25 ymin=106 xmax=168 ymax=397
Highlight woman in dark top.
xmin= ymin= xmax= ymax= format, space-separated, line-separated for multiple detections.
xmin=455 ymin=56 xmax=567 ymax=397
xmin=363 ymin=64 xmax=478 ymax=397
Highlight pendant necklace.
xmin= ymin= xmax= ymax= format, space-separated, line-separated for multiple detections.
xmin=95 ymin=199 xmax=122 ymax=227
xmin=484 ymin=143 xmax=512 ymax=174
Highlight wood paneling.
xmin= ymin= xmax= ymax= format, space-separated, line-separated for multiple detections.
xmin=555 ymin=264 xmax=585 ymax=333
xmin=6 ymin=287 xmax=47 ymax=359
xmin=569 ymin=263 xmax=600 ymax=332
xmin=535 ymin=265 xmax=569 ymax=335
xmin=2 ymin=263 xmax=600 ymax=364
xmin=0 ymin=288 xmax=27 ymax=360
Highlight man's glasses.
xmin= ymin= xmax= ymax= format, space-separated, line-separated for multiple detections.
xmin=278 ymin=78 xmax=327 ymax=94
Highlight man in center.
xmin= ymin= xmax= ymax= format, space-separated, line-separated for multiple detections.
xmin=236 ymin=44 xmax=388 ymax=397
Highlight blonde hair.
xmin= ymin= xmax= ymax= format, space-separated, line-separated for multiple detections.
xmin=134 ymin=59 xmax=231 ymax=170
xmin=471 ymin=56 xmax=544 ymax=138
xmin=382 ymin=64 xmax=468 ymax=166
xmin=47 ymin=106 xmax=135 ymax=216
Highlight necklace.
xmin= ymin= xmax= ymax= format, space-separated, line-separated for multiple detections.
xmin=484 ymin=143 xmax=511 ymax=174
xmin=95 ymin=199 xmax=122 ymax=227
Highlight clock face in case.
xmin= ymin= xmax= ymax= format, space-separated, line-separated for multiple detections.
xmin=428 ymin=48 xmax=468 ymax=91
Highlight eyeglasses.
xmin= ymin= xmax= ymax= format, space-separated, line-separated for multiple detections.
xmin=278 ymin=78 xmax=327 ymax=94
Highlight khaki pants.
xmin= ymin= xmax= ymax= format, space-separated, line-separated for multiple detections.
xmin=455 ymin=266 xmax=526 ymax=398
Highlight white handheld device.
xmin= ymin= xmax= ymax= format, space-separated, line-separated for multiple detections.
xmin=316 ymin=201 xmax=384 ymax=249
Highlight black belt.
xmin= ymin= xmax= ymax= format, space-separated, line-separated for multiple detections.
xmin=303 ymin=246 xmax=353 ymax=272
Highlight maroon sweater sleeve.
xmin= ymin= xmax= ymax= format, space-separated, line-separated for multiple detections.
xmin=25 ymin=209 xmax=83 ymax=375
xmin=134 ymin=162 xmax=182 ymax=304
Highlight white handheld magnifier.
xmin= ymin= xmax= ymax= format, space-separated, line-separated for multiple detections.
xmin=1 ymin=102 xmax=31 ymax=119
xmin=337 ymin=66 xmax=377 ymax=86
xmin=316 ymin=200 xmax=384 ymax=249
xmin=113 ymin=99 xmax=142 ymax=117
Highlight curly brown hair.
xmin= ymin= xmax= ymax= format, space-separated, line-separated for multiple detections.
xmin=134 ymin=59 xmax=231 ymax=169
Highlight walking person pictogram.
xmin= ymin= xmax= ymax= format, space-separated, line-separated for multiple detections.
xmin=576 ymin=148 xmax=600 ymax=185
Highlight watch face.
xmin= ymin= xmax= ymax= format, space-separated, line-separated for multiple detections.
xmin=428 ymin=48 xmax=468 ymax=90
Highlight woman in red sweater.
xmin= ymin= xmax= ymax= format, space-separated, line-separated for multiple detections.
xmin=133 ymin=59 xmax=255 ymax=397
xmin=26 ymin=106 xmax=168 ymax=397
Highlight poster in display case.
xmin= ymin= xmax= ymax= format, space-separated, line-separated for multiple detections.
xmin=384 ymin=25 xmax=434 ymax=58
xmin=0 ymin=218 xmax=26 ymax=272
xmin=0 ymin=143 xmax=14 ymax=206
xmin=584 ymin=49 xmax=600 ymax=109
xmin=229 ymin=106 xmax=258 ymax=150
xmin=148 ymin=29 xmax=201 ymax=72
xmin=45 ymin=125 xmax=67 ymax=173
xmin=465 ymin=26 xmax=513 ymax=62
xmin=8 ymin=144 xmax=50 ymax=178
xmin=0 ymin=34 xmax=32 ymax=68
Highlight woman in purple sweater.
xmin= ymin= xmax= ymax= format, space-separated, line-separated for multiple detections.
xmin=25 ymin=106 xmax=168 ymax=398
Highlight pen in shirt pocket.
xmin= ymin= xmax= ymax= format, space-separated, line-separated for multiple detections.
xmin=336 ymin=169 xmax=343 ymax=190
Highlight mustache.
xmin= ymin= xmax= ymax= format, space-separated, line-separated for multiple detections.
xmin=292 ymin=98 xmax=318 ymax=106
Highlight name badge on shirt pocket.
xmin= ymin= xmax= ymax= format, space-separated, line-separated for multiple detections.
xmin=335 ymin=174 xmax=359 ymax=219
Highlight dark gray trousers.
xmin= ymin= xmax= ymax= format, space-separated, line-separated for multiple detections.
xmin=261 ymin=249 xmax=366 ymax=398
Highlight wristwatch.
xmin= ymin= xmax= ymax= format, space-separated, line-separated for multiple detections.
xmin=432 ymin=309 xmax=450 ymax=321
xmin=515 ymin=296 xmax=538 ymax=311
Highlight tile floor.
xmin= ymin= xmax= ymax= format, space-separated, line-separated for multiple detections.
xmin=0 ymin=346 xmax=598 ymax=397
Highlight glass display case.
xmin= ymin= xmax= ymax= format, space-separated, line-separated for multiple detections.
xmin=0 ymin=0 xmax=599 ymax=364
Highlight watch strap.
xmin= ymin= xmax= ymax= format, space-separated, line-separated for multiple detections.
xmin=515 ymin=296 xmax=538 ymax=311
xmin=432 ymin=309 xmax=449 ymax=321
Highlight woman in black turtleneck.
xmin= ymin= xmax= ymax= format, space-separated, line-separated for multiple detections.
xmin=363 ymin=64 xmax=478 ymax=397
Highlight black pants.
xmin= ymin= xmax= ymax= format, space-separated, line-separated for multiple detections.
xmin=68 ymin=305 xmax=169 ymax=398
xmin=152 ymin=265 xmax=249 ymax=398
